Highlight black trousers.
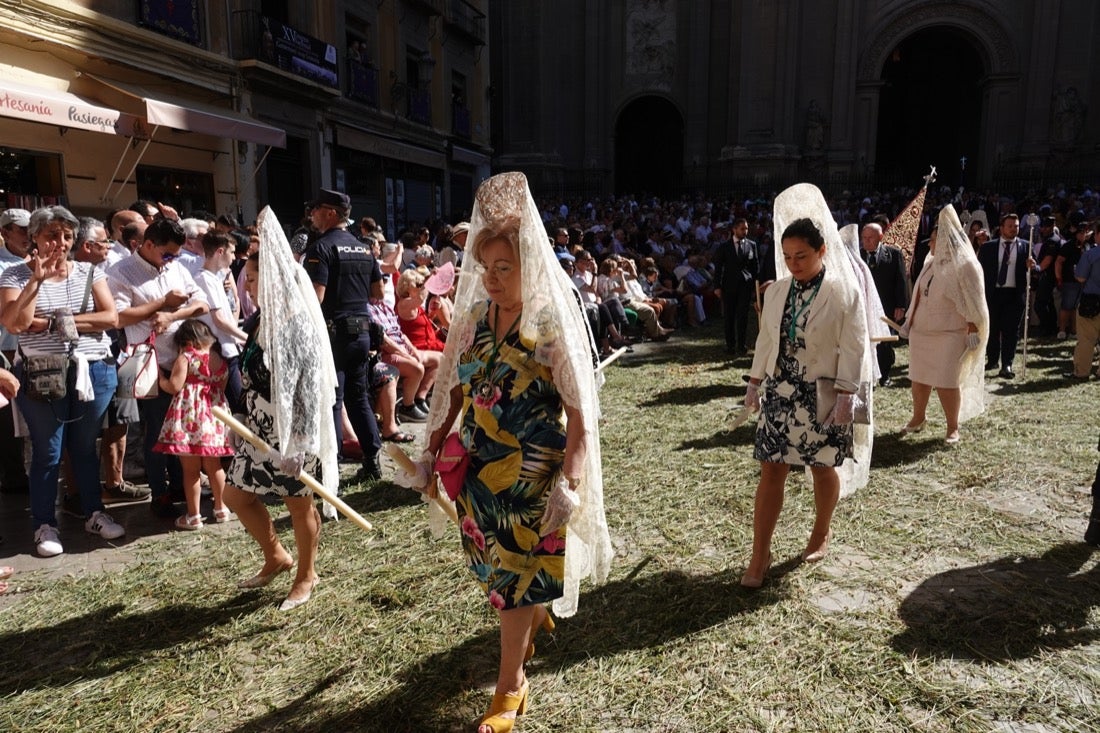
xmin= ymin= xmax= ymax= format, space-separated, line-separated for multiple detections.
xmin=331 ymin=330 xmax=382 ymax=463
xmin=876 ymin=342 xmax=896 ymax=380
xmin=721 ymin=282 xmax=754 ymax=350
xmin=986 ymin=287 xmax=1025 ymax=369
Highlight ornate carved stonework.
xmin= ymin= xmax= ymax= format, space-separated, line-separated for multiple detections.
xmin=625 ymin=0 xmax=675 ymax=77
xmin=857 ymin=1 xmax=1016 ymax=80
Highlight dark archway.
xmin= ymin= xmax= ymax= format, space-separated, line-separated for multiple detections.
xmin=875 ymin=27 xmax=984 ymax=188
xmin=614 ymin=96 xmax=683 ymax=196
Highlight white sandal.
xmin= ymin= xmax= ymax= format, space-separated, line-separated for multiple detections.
xmin=175 ymin=514 xmax=203 ymax=531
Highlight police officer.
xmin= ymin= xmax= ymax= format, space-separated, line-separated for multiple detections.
xmin=302 ymin=189 xmax=384 ymax=481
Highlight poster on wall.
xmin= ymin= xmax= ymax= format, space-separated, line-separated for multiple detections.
xmin=259 ymin=16 xmax=338 ymax=89
xmin=385 ymin=177 xmax=395 ymax=241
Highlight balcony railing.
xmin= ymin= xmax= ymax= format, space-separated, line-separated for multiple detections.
xmin=452 ymin=103 xmax=470 ymax=138
xmin=348 ymin=60 xmax=379 ymax=107
xmin=445 ymin=0 xmax=486 ymax=45
xmin=408 ymin=88 xmax=432 ymax=126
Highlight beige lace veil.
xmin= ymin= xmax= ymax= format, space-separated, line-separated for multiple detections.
xmin=771 ymin=184 xmax=872 ymax=498
xmin=924 ymin=204 xmax=989 ymax=422
xmin=423 ymin=172 xmax=612 ymax=617
xmin=256 ymin=207 xmax=339 ymax=498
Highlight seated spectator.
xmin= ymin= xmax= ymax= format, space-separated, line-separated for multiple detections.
xmin=395 ymin=269 xmax=446 ymax=352
xmin=367 ymin=298 xmax=440 ymax=423
xmin=423 ymin=262 xmax=455 ymax=335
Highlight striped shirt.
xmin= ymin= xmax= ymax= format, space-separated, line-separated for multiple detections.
xmin=0 ymin=261 xmax=112 ymax=359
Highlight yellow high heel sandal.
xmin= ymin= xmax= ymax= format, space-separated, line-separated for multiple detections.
xmin=524 ymin=606 xmax=556 ymax=662
xmin=478 ymin=679 xmax=529 ymax=733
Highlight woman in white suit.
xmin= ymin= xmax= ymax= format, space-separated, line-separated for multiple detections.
xmin=741 ymin=184 xmax=868 ymax=588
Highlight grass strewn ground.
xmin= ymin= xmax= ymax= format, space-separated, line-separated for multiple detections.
xmin=1 ymin=324 xmax=1098 ymax=732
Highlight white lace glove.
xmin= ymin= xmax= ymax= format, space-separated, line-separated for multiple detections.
xmin=267 ymin=450 xmax=304 ymax=477
xmin=822 ymin=392 xmax=861 ymax=427
xmin=965 ymin=332 xmax=981 ymax=350
xmin=539 ymin=475 xmax=581 ymax=536
xmin=744 ymin=382 xmax=761 ymax=411
xmin=393 ymin=449 xmax=435 ymax=493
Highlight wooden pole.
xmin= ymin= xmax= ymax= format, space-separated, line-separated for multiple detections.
xmin=383 ymin=443 xmax=459 ymax=525
xmin=212 ymin=406 xmax=374 ymax=532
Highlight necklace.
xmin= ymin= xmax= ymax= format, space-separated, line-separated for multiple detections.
xmin=474 ymin=303 xmax=523 ymax=402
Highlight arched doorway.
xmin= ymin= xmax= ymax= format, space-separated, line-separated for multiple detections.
xmin=614 ymin=96 xmax=683 ymax=196
xmin=875 ymin=27 xmax=984 ymax=188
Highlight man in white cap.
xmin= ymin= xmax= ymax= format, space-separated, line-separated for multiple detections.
xmin=438 ymin=221 xmax=468 ymax=269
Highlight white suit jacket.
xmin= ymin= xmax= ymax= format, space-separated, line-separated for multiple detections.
xmin=749 ymin=274 xmax=868 ymax=393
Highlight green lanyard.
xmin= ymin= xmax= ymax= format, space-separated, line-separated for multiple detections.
xmin=786 ymin=278 xmax=822 ymax=342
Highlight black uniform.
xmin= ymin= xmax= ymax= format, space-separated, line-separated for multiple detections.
xmin=861 ymin=242 xmax=909 ymax=384
xmin=304 ymin=227 xmax=384 ymax=477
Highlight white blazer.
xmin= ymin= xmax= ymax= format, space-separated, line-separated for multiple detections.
xmin=749 ymin=273 xmax=868 ymax=392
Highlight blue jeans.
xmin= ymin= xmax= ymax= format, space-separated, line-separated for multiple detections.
xmin=16 ymin=358 xmax=117 ymax=528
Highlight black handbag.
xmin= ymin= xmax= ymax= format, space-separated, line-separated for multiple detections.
xmin=22 ymin=353 xmax=70 ymax=401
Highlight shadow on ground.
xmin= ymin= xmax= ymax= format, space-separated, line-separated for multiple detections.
xmin=0 ymin=595 xmax=270 ymax=695
xmin=223 ymin=563 xmax=798 ymax=732
xmin=892 ymin=541 xmax=1100 ymax=662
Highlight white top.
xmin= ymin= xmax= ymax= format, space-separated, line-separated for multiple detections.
xmin=0 ymin=261 xmax=112 ymax=359
xmin=194 ymin=268 xmax=241 ymax=358
xmin=106 ymin=254 xmax=208 ymax=368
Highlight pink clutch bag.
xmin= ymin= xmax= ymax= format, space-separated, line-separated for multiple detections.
xmin=435 ymin=432 xmax=469 ymax=501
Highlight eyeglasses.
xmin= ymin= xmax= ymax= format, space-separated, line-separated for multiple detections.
xmin=474 ymin=263 xmax=516 ymax=278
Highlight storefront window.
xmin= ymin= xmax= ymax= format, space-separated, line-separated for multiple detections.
xmin=0 ymin=147 xmax=66 ymax=210
xmin=137 ymin=166 xmax=214 ymax=216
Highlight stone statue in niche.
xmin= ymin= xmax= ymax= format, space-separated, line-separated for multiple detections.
xmin=626 ymin=0 xmax=675 ymax=76
xmin=1051 ymin=86 xmax=1086 ymax=148
xmin=804 ymin=99 xmax=828 ymax=152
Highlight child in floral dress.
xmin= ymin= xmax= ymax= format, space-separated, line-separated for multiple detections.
xmin=154 ymin=319 xmax=235 ymax=530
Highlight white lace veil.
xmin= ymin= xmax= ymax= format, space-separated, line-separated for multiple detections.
xmin=925 ymin=204 xmax=989 ymax=422
xmin=423 ymin=172 xmax=612 ymax=618
xmin=772 ymin=184 xmax=873 ymax=498
xmin=256 ymin=207 xmax=339 ymax=497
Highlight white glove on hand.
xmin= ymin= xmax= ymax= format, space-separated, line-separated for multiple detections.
xmin=393 ymin=450 xmax=434 ymax=493
xmin=822 ymin=392 xmax=861 ymax=428
xmin=539 ymin=475 xmax=581 ymax=536
xmin=267 ymin=450 xmax=304 ymax=477
xmin=965 ymin=332 xmax=981 ymax=350
xmin=744 ymin=382 xmax=761 ymax=411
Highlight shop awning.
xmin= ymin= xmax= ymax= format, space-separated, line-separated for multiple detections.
xmin=81 ymin=74 xmax=287 ymax=148
xmin=0 ymin=78 xmax=139 ymax=135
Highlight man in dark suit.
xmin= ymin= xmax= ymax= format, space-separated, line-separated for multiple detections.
xmin=978 ymin=213 xmax=1037 ymax=378
xmin=712 ymin=218 xmax=758 ymax=354
xmin=861 ymin=222 xmax=909 ymax=385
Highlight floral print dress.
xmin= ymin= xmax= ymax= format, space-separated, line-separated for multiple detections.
xmin=154 ymin=347 xmax=233 ymax=457
xmin=753 ymin=269 xmax=854 ymax=467
xmin=455 ymin=305 xmax=567 ymax=610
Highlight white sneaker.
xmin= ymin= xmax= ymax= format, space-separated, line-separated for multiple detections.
xmin=34 ymin=524 xmax=63 ymax=557
xmin=85 ymin=510 xmax=125 ymax=540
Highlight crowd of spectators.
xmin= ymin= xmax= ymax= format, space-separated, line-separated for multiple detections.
xmin=0 ymin=180 xmax=1096 ymax=561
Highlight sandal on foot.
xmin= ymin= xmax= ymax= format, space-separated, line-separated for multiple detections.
xmin=174 ymin=513 xmax=203 ymax=531
xmin=524 ymin=605 xmax=556 ymax=662
xmin=237 ymin=559 xmax=294 ymax=589
xmin=382 ymin=431 xmax=415 ymax=443
xmin=479 ymin=679 xmax=529 ymax=733
xmin=0 ymin=566 xmax=12 ymax=581
xmin=213 ymin=507 xmax=235 ymax=523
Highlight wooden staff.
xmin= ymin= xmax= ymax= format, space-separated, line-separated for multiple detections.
xmin=383 ymin=442 xmax=459 ymax=525
xmin=595 ymin=346 xmax=628 ymax=373
xmin=212 ymin=406 xmax=374 ymax=532
xmin=871 ymin=335 xmax=899 ymax=343
xmin=881 ymin=315 xmax=904 ymax=332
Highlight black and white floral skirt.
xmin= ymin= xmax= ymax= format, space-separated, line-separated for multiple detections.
xmin=753 ymin=348 xmax=853 ymax=467
xmin=227 ymin=390 xmax=322 ymax=497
